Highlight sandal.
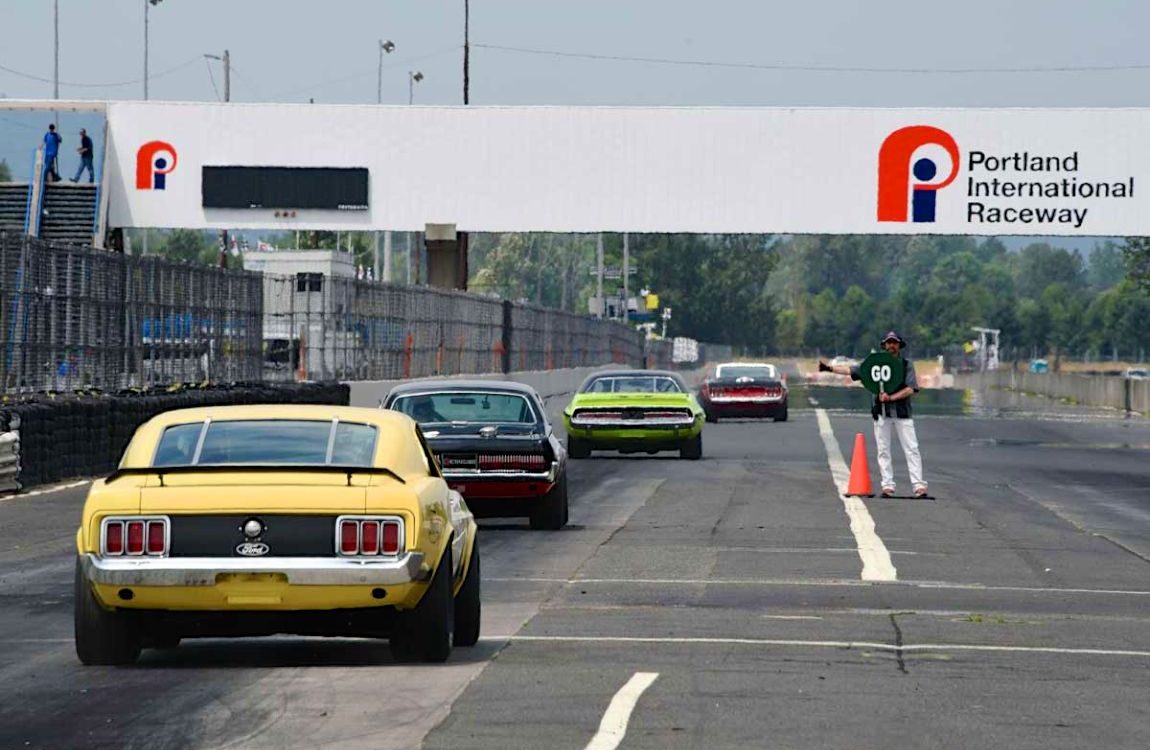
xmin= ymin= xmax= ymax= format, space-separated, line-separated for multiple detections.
xmin=914 ymin=487 xmax=929 ymax=498
xmin=881 ymin=488 xmax=895 ymax=498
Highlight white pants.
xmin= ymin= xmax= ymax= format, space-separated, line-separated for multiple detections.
xmin=873 ymin=416 xmax=926 ymax=491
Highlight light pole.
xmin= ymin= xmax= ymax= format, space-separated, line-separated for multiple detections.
xmin=408 ymin=70 xmax=423 ymax=105
xmin=144 ymin=0 xmax=163 ymax=101
xmin=463 ymin=0 xmax=470 ymax=104
xmin=53 ymin=0 xmax=59 ymax=99
xmin=204 ymin=50 xmax=230 ymax=101
xmin=377 ymin=39 xmax=395 ymax=104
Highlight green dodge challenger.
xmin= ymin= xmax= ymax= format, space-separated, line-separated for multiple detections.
xmin=562 ymin=369 xmax=705 ymax=460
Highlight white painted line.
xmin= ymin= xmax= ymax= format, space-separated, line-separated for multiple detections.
xmin=514 ymin=635 xmax=1150 ymax=659
xmin=487 ymin=576 xmax=1150 ymax=597
xmin=584 ymin=672 xmax=659 ymax=750
xmin=0 ymin=480 xmax=90 ymax=503
xmin=815 ymin=409 xmax=897 ymax=582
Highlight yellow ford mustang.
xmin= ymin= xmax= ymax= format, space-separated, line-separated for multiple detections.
xmin=74 ymin=404 xmax=480 ymax=665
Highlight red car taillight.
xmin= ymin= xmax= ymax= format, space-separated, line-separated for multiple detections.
xmin=102 ymin=517 xmax=168 ymax=557
xmin=337 ymin=517 xmax=404 ymax=556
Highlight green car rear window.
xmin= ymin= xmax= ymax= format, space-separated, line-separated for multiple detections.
xmin=583 ymin=376 xmax=683 ymax=394
xmin=153 ymin=420 xmax=378 ymax=466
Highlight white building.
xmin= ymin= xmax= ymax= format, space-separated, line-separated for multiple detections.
xmin=242 ymin=249 xmax=359 ymax=380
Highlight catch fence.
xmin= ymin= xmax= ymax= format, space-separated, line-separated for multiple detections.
xmin=1 ymin=234 xmax=716 ymax=393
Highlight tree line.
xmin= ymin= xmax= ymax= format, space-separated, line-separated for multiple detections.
xmin=136 ymin=229 xmax=1150 ymax=362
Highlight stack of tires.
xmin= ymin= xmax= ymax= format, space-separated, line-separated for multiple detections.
xmin=0 ymin=382 xmax=351 ymax=493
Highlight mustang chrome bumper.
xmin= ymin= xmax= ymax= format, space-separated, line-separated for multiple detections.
xmin=80 ymin=552 xmax=427 ymax=587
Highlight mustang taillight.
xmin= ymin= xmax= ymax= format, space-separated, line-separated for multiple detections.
xmin=478 ymin=453 xmax=547 ymax=472
xmin=102 ymin=517 xmax=168 ymax=557
xmin=337 ymin=517 xmax=404 ymax=557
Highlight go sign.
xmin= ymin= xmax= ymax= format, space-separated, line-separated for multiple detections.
xmin=858 ymin=352 xmax=904 ymax=396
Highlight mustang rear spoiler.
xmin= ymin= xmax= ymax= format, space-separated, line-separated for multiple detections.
xmin=106 ymin=464 xmax=406 ymax=487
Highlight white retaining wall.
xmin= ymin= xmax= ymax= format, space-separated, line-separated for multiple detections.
xmin=957 ymin=370 xmax=1150 ymax=416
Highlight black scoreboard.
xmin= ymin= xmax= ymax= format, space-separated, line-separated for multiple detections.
xmin=201 ymin=166 xmax=369 ymax=210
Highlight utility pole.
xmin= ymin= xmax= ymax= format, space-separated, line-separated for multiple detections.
xmin=53 ymin=0 xmax=59 ymax=99
xmin=595 ymin=233 xmax=604 ymax=318
xmin=205 ymin=50 xmax=230 ymax=101
xmin=463 ymin=0 xmax=470 ymax=104
xmin=383 ymin=231 xmax=393 ymax=281
xmin=144 ymin=0 xmax=163 ymax=101
xmin=622 ymin=232 xmax=630 ymax=323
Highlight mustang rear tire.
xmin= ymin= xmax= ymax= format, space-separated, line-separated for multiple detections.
xmin=705 ymin=411 xmax=718 ymax=424
xmin=74 ymin=559 xmax=142 ymax=666
xmin=453 ymin=539 xmax=481 ymax=647
xmin=530 ymin=474 xmax=568 ymax=530
xmin=390 ymin=546 xmax=454 ymax=663
xmin=680 ymin=434 xmax=703 ymax=461
xmin=567 ymin=436 xmax=591 ymax=459
xmin=775 ymin=405 xmax=788 ymax=423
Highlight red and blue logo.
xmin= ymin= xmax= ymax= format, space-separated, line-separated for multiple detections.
xmin=877 ymin=126 xmax=959 ymax=223
xmin=135 ymin=140 xmax=178 ymax=190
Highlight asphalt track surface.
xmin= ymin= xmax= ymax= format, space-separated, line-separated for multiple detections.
xmin=1 ymin=385 xmax=1149 ymax=749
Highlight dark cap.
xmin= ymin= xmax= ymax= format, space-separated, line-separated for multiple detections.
xmin=881 ymin=330 xmax=906 ymax=346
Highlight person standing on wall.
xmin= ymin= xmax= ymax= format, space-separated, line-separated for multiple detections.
xmin=42 ymin=124 xmax=62 ymax=182
xmin=71 ymin=128 xmax=95 ymax=183
xmin=819 ymin=330 xmax=929 ymax=498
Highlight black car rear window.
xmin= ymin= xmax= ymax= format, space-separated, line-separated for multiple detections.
xmin=391 ymin=392 xmax=537 ymax=425
xmin=153 ymin=420 xmax=377 ymax=466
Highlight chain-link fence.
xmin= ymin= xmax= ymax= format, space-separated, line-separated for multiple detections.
xmin=3 ymin=233 xmax=707 ymax=393
xmin=1 ymin=234 xmax=263 ymax=392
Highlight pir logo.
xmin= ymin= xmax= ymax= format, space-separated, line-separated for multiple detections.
xmin=877 ymin=126 xmax=960 ymax=223
xmin=135 ymin=140 xmax=178 ymax=190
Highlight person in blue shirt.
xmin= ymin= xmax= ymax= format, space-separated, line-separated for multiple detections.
xmin=42 ymin=124 xmax=62 ymax=182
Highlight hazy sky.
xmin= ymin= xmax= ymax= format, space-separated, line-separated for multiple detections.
xmin=3 ymin=0 xmax=1150 ymax=108
xmin=3 ymin=0 xmax=1150 ymax=210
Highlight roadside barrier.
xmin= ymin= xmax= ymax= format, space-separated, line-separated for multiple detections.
xmin=0 ymin=382 xmax=349 ymax=493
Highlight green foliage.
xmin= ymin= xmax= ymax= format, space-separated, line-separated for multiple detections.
xmin=0 ymin=159 xmax=11 ymax=182
xmin=161 ymin=229 xmax=217 ymax=265
xmin=466 ymin=231 xmax=1144 ymax=359
xmin=1123 ymin=237 xmax=1150 ymax=291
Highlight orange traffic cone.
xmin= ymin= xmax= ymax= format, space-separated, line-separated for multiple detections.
xmin=845 ymin=432 xmax=874 ymax=497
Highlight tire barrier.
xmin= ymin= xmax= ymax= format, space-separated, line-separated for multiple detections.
xmin=0 ymin=381 xmax=349 ymax=492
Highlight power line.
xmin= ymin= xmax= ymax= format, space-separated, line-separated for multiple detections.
xmin=474 ymin=43 xmax=1150 ymax=75
xmin=0 ymin=57 xmax=201 ymax=88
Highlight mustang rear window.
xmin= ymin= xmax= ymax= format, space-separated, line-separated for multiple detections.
xmin=583 ymin=376 xmax=683 ymax=394
xmin=153 ymin=420 xmax=377 ymax=466
xmin=391 ymin=392 xmax=537 ymax=425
